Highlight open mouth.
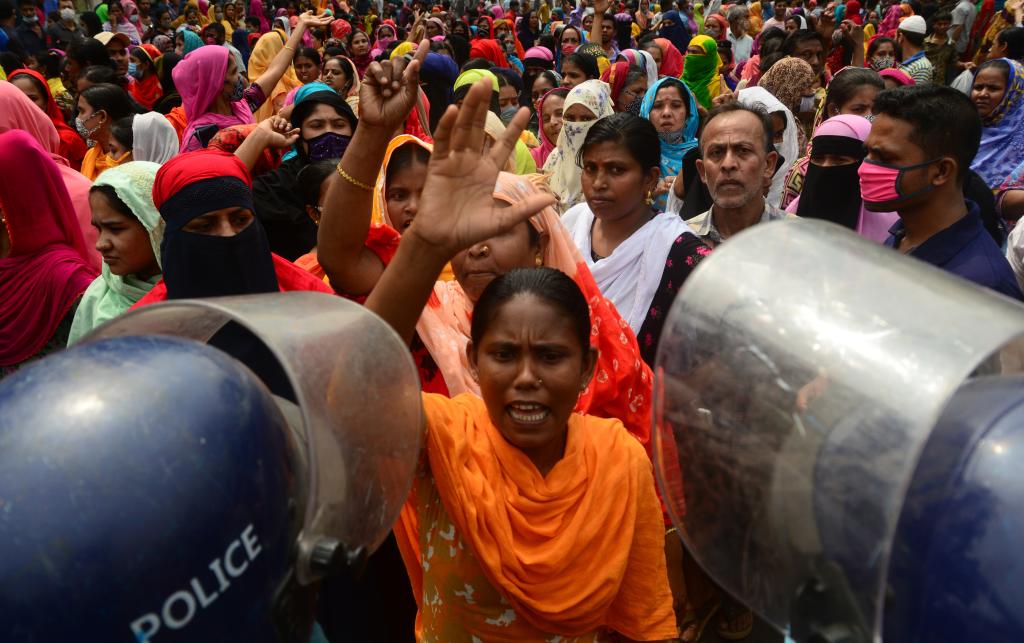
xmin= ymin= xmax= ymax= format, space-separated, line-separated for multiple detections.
xmin=507 ymin=402 xmax=550 ymax=425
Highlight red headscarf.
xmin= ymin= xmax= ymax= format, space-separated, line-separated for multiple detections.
xmin=152 ymin=148 xmax=252 ymax=212
xmin=331 ymin=18 xmax=352 ymax=40
xmin=475 ymin=14 xmax=494 ymax=38
xmin=7 ymin=68 xmax=87 ymax=170
xmin=845 ymin=0 xmax=863 ymax=25
xmin=601 ymin=60 xmax=631 ymax=108
xmin=654 ymin=38 xmax=684 ymax=77
xmin=128 ymin=44 xmax=165 ymax=110
xmin=0 ymin=131 xmax=97 ymax=367
xmin=704 ymin=14 xmax=729 ymax=41
xmin=469 ymin=38 xmax=509 ymax=68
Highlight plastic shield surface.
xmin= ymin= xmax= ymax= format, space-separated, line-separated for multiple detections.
xmin=83 ymin=292 xmax=423 ymax=585
xmin=653 ymin=220 xmax=1024 ymax=638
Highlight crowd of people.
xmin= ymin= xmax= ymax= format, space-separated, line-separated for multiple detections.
xmin=1 ymin=0 xmax=1024 ymax=638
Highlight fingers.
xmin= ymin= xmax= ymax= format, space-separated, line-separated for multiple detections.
xmin=497 ymin=194 xmax=559 ymax=233
xmin=449 ymin=79 xmax=490 ymax=155
xmin=400 ymin=40 xmax=429 ymax=93
xmin=431 ymin=104 xmax=458 ymax=162
xmin=487 ymin=106 xmax=529 ymax=171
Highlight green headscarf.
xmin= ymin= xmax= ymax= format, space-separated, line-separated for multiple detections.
xmin=693 ymin=2 xmax=705 ymax=36
xmin=96 ymin=3 xmax=109 ymax=23
xmin=454 ymin=68 xmax=500 ymax=92
xmin=681 ymin=34 xmax=721 ymax=109
xmin=67 ymin=162 xmax=164 ymax=345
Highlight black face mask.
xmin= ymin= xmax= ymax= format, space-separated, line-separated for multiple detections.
xmin=161 ymin=220 xmax=279 ymax=299
xmin=304 ymin=131 xmax=351 ymax=162
xmin=796 ymin=161 xmax=863 ymax=230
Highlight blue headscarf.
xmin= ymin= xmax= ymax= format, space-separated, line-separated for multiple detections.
xmin=972 ymin=58 xmax=1024 ymax=188
xmin=658 ymin=10 xmax=691 ymax=54
xmin=640 ymin=77 xmax=699 ymax=210
xmin=177 ymin=28 xmax=203 ymax=55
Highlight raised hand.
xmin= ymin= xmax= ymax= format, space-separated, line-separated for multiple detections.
xmin=297 ymin=10 xmax=333 ymax=29
xmin=258 ymin=115 xmax=300 ymax=148
xmin=358 ymin=39 xmax=429 ymax=131
xmin=592 ymin=0 xmax=610 ymax=15
xmin=406 ymin=79 xmax=557 ymax=259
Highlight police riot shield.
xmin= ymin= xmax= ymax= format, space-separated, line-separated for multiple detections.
xmin=84 ymin=292 xmax=422 ymax=585
xmin=653 ymin=219 xmax=1024 ymax=640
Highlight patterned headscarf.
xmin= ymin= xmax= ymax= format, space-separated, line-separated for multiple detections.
xmin=757 ymin=56 xmax=816 ymax=115
xmin=543 ymin=79 xmax=614 ymax=210
xmin=972 ymin=59 xmax=1024 ymax=188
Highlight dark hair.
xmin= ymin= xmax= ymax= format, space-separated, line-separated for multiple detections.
xmin=462 ymin=57 xmax=492 ymax=71
xmin=67 ymin=38 xmax=115 ymax=69
xmin=824 ymin=68 xmax=883 ymax=114
xmin=624 ymin=65 xmax=647 ymax=87
xmin=782 ymin=29 xmax=826 ymax=56
xmin=899 ymin=28 xmax=925 ymax=48
xmin=323 ymin=45 xmax=346 ymax=59
xmin=867 ymin=36 xmax=896 ymax=59
xmin=759 ymin=27 xmax=788 ymax=57
xmin=107 ymin=0 xmax=123 ymax=12
xmin=872 ymin=85 xmax=981 ymax=184
xmin=759 ymin=51 xmax=786 ymax=75
xmin=558 ymin=24 xmax=584 ymax=46
xmin=157 ymin=52 xmax=181 ymax=93
xmin=110 ymin=114 xmax=135 ymax=151
xmin=929 ymin=10 xmax=953 ymax=24
xmin=470 ymin=267 xmax=591 ymax=354
xmin=89 ymin=184 xmax=135 ymax=220
xmin=11 ymin=68 xmax=47 ymax=98
xmin=0 ymin=51 xmax=23 ymax=77
xmin=563 ymin=52 xmax=600 ymax=79
xmin=702 ymin=103 xmax=774 ymax=154
xmin=80 ymin=10 xmax=103 ymax=36
xmin=81 ymin=64 xmax=123 ymax=87
xmin=295 ymin=46 xmax=321 ymax=66
xmin=81 ymin=83 xmax=139 ymax=120
xmin=577 ymin=112 xmax=661 ymax=171
xmin=385 ymin=142 xmax=431 ymax=186
xmin=323 ymin=55 xmax=354 ymax=92
xmin=977 ymin=58 xmax=1012 ymax=85
xmin=296 ymin=160 xmax=338 ymax=208
xmin=0 ymin=0 xmax=13 ymax=20
xmin=244 ymin=15 xmax=260 ymax=29
xmin=205 ymin=21 xmax=226 ymax=40
xmin=493 ymin=67 xmax=523 ymax=94
xmin=996 ymin=27 xmax=1024 ymax=61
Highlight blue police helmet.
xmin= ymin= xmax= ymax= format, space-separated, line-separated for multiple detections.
xmin=883 ymin=374 xmax=1024 ymax=642
xmin=0 ymin=335 xmax=308 ymax=643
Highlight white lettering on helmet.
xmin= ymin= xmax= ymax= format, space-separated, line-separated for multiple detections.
xmin=129 ymin=524 xmax=262 ymax=642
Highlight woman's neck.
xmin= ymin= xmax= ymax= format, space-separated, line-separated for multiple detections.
xmin=590 ymin=203 xmax=655 ymax=258
xmin=209 ymin=94 xmax=233 ymax=114
xmin=523 ymin=431 xmax=567 ymax=478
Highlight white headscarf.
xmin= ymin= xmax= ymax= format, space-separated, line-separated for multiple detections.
xmin=543 ymin=79 xmax=614 ymax=210
xmin=131 ymin=112 xmax=179 ymax=164
xmin=737 ymin=86 xmax=798 ymax=208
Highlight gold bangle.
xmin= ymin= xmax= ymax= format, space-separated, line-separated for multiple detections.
xmin=336 ymin=163 xmax=374 ymax=191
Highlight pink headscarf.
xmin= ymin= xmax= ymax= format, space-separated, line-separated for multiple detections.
xmin=489 ymin=4 xmax=504 ymax=19
xmin=0 ymin=81 xmax=99 ymax=271
xmin=249 ymin=0 xmax=269 ymax=33
xmin=174 ymin=45 xmax=254 ymax=152
xmin=0 ymin=131 xmax=97 ymax=367
xmin=371 ymin=23 xmax=397 ymax=58
xmin=785 ymin=114 xmax=898 ymax=243
xmin=531 ymin=88 xmax=563 ymax=167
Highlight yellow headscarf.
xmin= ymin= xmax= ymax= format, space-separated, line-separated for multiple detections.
xmin=247 ymin=29 xmax=302 ymax=121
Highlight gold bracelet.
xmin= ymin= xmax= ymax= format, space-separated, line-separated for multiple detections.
xmin=282 ymin=44 xmax=295 ymax=52
xmin=336 ymin=163 xmax=374 ymax=191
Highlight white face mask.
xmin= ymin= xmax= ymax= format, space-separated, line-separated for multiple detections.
xmin=60 ymin=7 xmax=76 ymax=21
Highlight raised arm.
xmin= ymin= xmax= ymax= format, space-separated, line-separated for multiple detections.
xmin=253 ymin=11 xmax=334 ymax=99
xmin=233 ymin=116 xmax=299 ymax=172
xmin=364 ymin=80 xmax=556 ymax=344
xmin=317 ymin=41 xmax=429 ymax=296
xmin=589 ymin=0 xmax=609 ymax=46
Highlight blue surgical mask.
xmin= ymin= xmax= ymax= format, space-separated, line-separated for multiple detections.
xmin=499 ymin=105 xmax=518 ymax=125
xmin=305 ymin=131 xmax=351 ymax=162
xmin=128 ymin=62 xmax=141 ymax=79
xmin=228 ymin=76 xmax=245 ymax=101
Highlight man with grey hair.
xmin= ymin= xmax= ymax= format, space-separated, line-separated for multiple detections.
xmin=727 ymin=5 xmax=753 ymax=63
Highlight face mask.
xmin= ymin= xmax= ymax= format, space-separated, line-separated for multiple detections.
xmin=858 ymin=157 xmax=939 ymax=206
xmin=562 ymin=43 xmax=577 ymax=56
xmin=23 ymin=14 xmax=38 ymax=23
xmin=75 ymin=113 xmax=101 ymax=141
xmin=130 ymin=14 xmax=139 ymax=22
xmin=305 ymin=131 xmax=352 ymax=162
xmin=799 ymin=95 xmax=816 ymax=113
xmin=228 ymin=76 xmax=245 ymax=101
xmin=499 ymin=105 xmax=518 ymax=125
xmin=870 ymin=56 xmax=894 ymax=70
xmin=128 ymin=62 xmax=141 ymax=79
xmin=60 ymin=8 xmax=75 ymax=20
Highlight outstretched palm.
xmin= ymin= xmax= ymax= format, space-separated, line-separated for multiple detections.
xmin=408 ymin=80 xmax=556 ymax=257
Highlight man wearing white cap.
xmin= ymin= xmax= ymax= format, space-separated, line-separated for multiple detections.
xmin=94 ymin=31 xmax=133 ymax=85
xmin=897 ymin=15 xmax=933 ymax=85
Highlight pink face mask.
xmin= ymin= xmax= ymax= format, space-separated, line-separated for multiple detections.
xmin=858 ymin=157 xmax=938 ymax=206
xmin=562 ymin=43 xmax=577 ymax=56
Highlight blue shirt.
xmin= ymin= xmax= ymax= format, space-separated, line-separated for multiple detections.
xmin=885 ymin=202 xmax=1023 ymax=301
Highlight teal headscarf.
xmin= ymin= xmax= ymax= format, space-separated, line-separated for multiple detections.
xmin=640 ymin=77 xmax=699 ymax=210
xmin=67 ymin=162 xmax=164 ymax=345
xmin=282 ymin=82 xmax=338 ymax=161
xmin=178 ymin=28 xmax=203 ymax=55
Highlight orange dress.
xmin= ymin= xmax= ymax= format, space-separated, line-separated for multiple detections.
xmin=394 ymin=393 xmax=677 ymax=642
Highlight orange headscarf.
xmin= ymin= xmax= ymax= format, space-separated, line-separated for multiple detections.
xmin=415 ymin=172 xmax=655 ymax=449
xmin=395 ymin=393 xmax=676 ymax=639
xmin=80 ymin=146 xmax=131 ymax=182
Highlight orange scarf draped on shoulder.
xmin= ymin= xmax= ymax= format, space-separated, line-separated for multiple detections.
xmin=395 ymin=393 xmax=676 ymax=640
